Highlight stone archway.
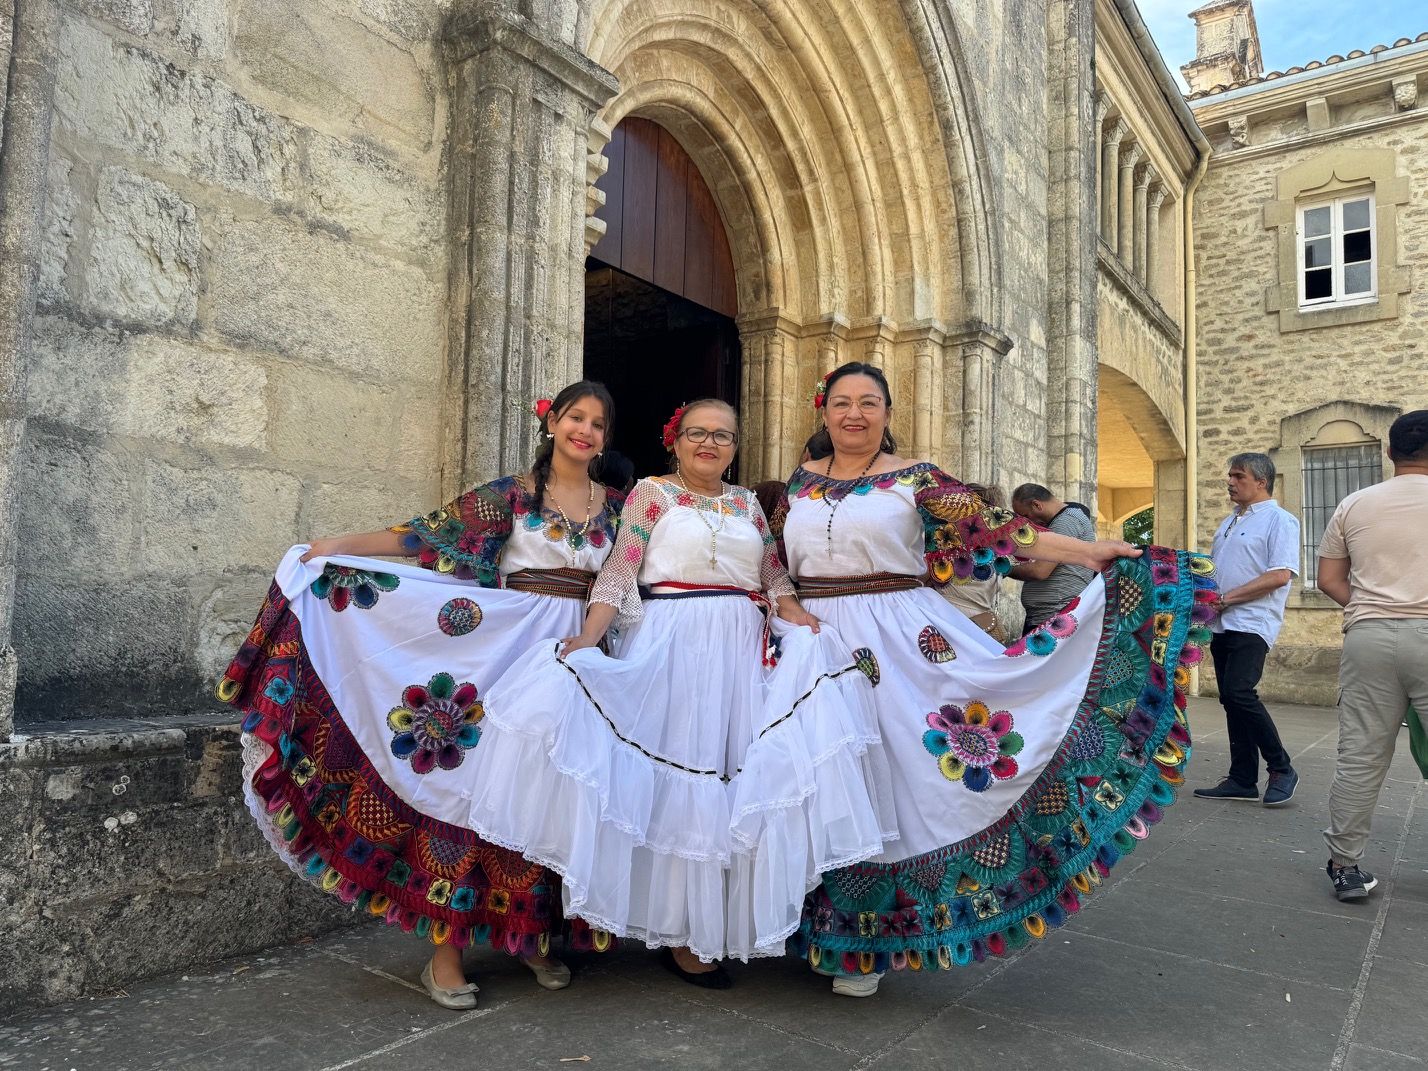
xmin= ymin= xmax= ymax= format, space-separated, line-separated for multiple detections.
xmin=437 ymin=1 xmax=1003 ymax=488
xmin=581 ymin=0 xmax=1003 ymax=481
xmin=1096 ymin=364 xmax=1186 ymax=544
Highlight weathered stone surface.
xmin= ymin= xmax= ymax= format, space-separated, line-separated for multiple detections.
xmin=53 ymin=20 xmax=298 ymax=200
xmin=71 ymin=0 xmax=153 ymax=34
xmin=307 ymin=481 xmax=427 ymax=541
xmin=192 ymin=572 xmax=273 ymax=681
xmin=174 ymin=0 xmax=231 ymax=59
xmin=14 ymin=579 xmax=196 ymax=717
xmin=85 ymin=166 xmax=201 ymax=326
xmin=141 ymin=460 xmax=302 ymax=575
xmin=0 ymin=720 xmax=360 ymax=1011
xmin=207 ymin=218 xmax=443 ymax=384
xmin=16 ymin=433 xmax=140 ymax=577
xmin=25 ymin=318 xmax=268 ymax=449
xmin=304 ymin=132 xmax=443 ymax=252
xmin=349 ymin=0 xmax=439 ymax=42
xmin=122 ymin=335 xmax=268 ymax=449
xmin=265 ymin=360 xmax=403 ymax=470
xmin=391 ymin=390 xmax=444 ymax=485
xmin=234 ymin=0 xmax=434 ymax=146
xmin=38 ymin=154 xmax=78 ymax=307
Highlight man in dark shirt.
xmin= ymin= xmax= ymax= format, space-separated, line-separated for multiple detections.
xmin=1009 ymin=483 xmax=1097 ymax=633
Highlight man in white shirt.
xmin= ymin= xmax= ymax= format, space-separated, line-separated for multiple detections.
xmin=1316 ymin=411 xmax=1428 ymax=902
xmin=1194 ymin=453 xmax=1301 ymax=807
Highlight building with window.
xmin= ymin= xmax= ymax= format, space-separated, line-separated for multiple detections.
xmin=1185 ymin=3 xmax=1428 ymax=704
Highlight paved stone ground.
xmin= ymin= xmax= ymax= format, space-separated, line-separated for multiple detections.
xmin=2 ymin=698 xmax=1425 ymax=1071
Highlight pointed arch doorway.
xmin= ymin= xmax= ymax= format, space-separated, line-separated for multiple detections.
xmin=585 ymin=116 xmax=740 ymax=480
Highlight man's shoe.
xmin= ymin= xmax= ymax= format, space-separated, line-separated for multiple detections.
xmin=1193 ymin=778 xmax=1259 ymax=801
xmin=1263 ymin=768 xmax=1299 ymax=807
xmin=1327 ymin=861 xmax=1379 ymax=902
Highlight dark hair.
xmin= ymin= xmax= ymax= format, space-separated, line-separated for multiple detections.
xmin=1389 ymin=410 xmax=1428 ymax=463
xmin=806 ymin=361 xmax=898 ymax=459
xmin=751 ymin=480 xmax=787 ymax=523
xmin=532 ymin=380 xmax=615 ymax=509
xmin=1228 ymin=452 xmax=1276 ymax=494
xmin=596 ymin=449 xmax=635 ymax=494
xmin=1011 ymin=483 xmax=1055 ymax=505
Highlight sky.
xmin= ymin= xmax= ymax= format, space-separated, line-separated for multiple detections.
xmin=1135 ymin=0 xmax=1426 ymax=90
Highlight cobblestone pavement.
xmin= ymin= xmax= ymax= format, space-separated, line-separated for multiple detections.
xmin=2 ymin=698 xmax=1425 ymax=1071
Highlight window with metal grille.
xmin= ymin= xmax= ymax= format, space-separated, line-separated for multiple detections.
xmin=1302 ymin=443 xmax=1382 ymax=587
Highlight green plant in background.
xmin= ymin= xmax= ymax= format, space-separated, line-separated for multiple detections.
xmin=1122 ymin=506 xmax=1154 ymax=545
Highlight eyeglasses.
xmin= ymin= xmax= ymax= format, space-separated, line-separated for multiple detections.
xmin=682 ymin=427 xmax=738 ymax=447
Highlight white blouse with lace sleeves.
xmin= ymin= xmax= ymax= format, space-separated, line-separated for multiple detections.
xmin=751 ymin=497 xmax=796 ymax=602
xmin=588 ymin=478 xmax=666 ymax=625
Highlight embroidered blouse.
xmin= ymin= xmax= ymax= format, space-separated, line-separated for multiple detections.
xmin=590 ymin=477 xmax=797 ymax=625
xmin=777 ymin=462 xmax=1039 ymax=587
xmin=392 ymin=475 xmax=625 ymax=587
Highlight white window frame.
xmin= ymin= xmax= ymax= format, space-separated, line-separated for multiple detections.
xmin=1295 ymin=192 xmax=1377 ymax=311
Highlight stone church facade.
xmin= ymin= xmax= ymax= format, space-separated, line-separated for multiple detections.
xmin=0 ymin=0 xmax=1197 ymax=1007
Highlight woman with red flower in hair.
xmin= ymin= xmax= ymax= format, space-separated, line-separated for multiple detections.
xmin=217 ymin=381 xmax=625 ymax=1009
xmin=464 ymin=398 xmax=893 ymax=989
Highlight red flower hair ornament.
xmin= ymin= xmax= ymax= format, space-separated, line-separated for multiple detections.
xmin=661 ymin=404 xmax=688 ymax=451
xmin=811 ymin=370 xmax=834 ymax=410
xmin=533 ymin=398 xmax=554 ymax=420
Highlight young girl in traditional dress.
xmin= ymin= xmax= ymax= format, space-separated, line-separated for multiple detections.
xmin=218 ymin=381 xmax=626 ymax=1009
xmin=463 ymin=400 xmax=890 ymax=987
xmin=757 ymin=362 xmax=1214 ymax=996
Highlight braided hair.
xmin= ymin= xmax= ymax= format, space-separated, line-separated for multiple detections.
xmin=531 ymin=380 xmax=616 ymax=510
xmin=806 ymin=361 xmax=897 ymax=459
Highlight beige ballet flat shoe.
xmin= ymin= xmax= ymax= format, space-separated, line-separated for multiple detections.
xmin=521 ymin=955 xmax=572 ymax=991
xmin=420 ymin=960 xmax=479 ymax=1009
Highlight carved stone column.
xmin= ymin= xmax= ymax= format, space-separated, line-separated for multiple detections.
xmin=0 ymin=0 xmax=61 ymax=738
xmin=584 ymin=116 xmax=612 ymax=257
xmin=1100 ymin=119 xmax=1126 ymax=245
xmin=1133 ymin=163 xmax=1156 ymax=283
xmin=1093 ymin=91 xmax=1111 ymax=220
xmin=946 ymin=321 xmax=1013 ymax=488
xmin=1145 ymin=185 xmax=1167 ymax=297
xmin=737 ymin=309 xmax=801 ymax=483
xmin=1117 ymin=142 xmax=1140 ymax=263
xmin=442 ymin=9 xmax=618 ymax=487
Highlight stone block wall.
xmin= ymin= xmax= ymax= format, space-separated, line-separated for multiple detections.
xmin=0 ymin=715 xmax=359 ymax=1012
xmin=1193 ymin=120 xmax=1428 ymax=705
xmin=15 ymin=0 xmax=451 ymax=724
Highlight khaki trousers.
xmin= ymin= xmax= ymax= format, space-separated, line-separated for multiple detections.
xmin=1324 ymin=618 xmax=1428 ymax=866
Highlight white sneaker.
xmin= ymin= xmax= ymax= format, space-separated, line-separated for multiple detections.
xmin=831 ymin=972 xmax=882 ymax=997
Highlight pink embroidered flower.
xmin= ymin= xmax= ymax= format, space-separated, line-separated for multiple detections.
xmin=1044 ymin=611 xmax=1078 ymax=638
xmin=922 ymin=700 xmax=1023 ymax=792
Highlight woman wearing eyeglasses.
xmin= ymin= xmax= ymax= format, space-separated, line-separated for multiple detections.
xmin=463 ymin=398 xmax=889 ymax=988
xmin=746 ymin=361 xmax=1217 ymax=997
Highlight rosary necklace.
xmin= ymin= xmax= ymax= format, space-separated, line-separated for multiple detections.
xmin=549 ymin=477 xmax=596 ymax=561
xmin=674 ymin=471 xmax=727 ymax=567
xmin=821 ymin=450 xmax=881 ymax=557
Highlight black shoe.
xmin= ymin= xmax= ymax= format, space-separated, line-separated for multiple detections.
xmin=660 ymin=947 xmax=732 ymax=989
xmin=1263 ymin=768 xmax=1299 ymax=807
xmin=1193 ymin=778 xmax=1259 ymax=801
xmin=1327 ymin=861 xmax=1379 ymax=902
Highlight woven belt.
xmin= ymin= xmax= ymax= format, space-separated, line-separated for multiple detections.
xmin=794 ymin=572 xmax=924 ymax=599
xmin=641 ymin=581 xmax=776 ymax=666
xmin=504 ymin=567 xmax=596 ymax=600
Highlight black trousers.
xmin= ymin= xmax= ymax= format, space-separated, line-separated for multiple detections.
xmin=1210 ymin=630 xmax=1293 ymax=787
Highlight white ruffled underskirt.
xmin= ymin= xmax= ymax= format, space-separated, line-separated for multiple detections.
xmin=466 ymin=598 xmax=894 ymax=962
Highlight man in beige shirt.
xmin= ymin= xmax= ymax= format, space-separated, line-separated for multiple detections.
xmin=1316 ymin=410 xmax=1428 ymax=902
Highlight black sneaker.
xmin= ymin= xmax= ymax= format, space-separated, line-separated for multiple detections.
xmin=1327 ymin=861 xmax=1379 ymax=902
xmin=1193 ymin=778 xmax=1259 ymax=801
xmin=1263 ymin=768 xmax=1299 ymax=807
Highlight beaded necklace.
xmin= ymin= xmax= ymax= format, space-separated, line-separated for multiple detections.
xmin=673 ymin=472 xmax=727 ymax=567
xmin=545 ymin=477 xmax=596 ymax=563
xmin=821 ymin=450 xmax=881 ymax=557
